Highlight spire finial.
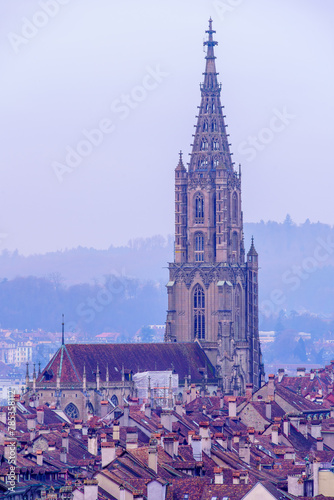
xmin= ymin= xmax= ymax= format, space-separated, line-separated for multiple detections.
xmin=61 ymin=314 xmax=65 ymax=345
xmin=179 ymin=150 xmax=183 ymax=161
xmin=209 ymin=17 xmax=213 ymax=32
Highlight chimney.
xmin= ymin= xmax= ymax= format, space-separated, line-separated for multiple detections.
xmin=268 ymin=374 xmax=275 ymax=400
xmin=113 ymin=421 xmax=120 ymax=441
xmin=191 ymin=435 xmax=202 ymax=461
xmin=245 ymin=383 xmax=253 ymax=401
xmin=219 ymin=391 xmax=224 ymax=414
xmin=36 ymin=450 xmax=43 ymax=466
xmin=133 ymin=493 xmax=144 ymax=500
xmin=120 ymin=486 xmax=126 ymax=500
xmin=101 ymin=400 xmax=109 ymax=418
xmin=265 ymin=401 xmax=272 ymax=421
xmin=101 ymin=433 xmax=107 ymax=443
xmin=214 ymin=467 xmax=224 ymax=484
xmin=233 ymin=431 xmax=240 ymax=444
xmin=317 ymin=437 xmax=324 ymax=451
xmin=283 ymin=416 xmax=290 ymax=436
xmin=148 ymin=437 xmax=158 ymax=473
xmin=228 ymin=397 xmax=236 ymax=417
xmin=278 ymin=368 xmax=285 ymax=383
xmin=310 ymin=369 xmax=315 ymax=381
xmin=84 ymin=479 xmax=98 ymax=500
xmin=101 ymin=442 xmax=116 ymax=467
xmin=299 ymin=419 xmax=308 ymax=438
xmin=145 ymin=403 xmax=151 ymax=419
xmin=175 ymin=401 xmax=184 ymax=417
xmin=310 ymin=420 xmax=322 ymax=439
xmin=215 ymin=433 xmax=227 ymax=450
xmin=248 ymin=428 xmax=255 ymax=443
xmin=182 ymin=377 xmax=188 ymax=403
xmin=188 ymin=430 xmax=195 ymax=445
xmin=163 ymin=434 xmax=174 ymax=457
xmin=61 ymin=432 xmax=69 ymax=452
xmin=161 ymin=411 xmax=173 ymax=432
xmin=123 ymin=403 xmax=129 ymax=427
xmin=297 ymin=367 xmax=306 ymax=377
xmin=271 ymin=425 xmax=279 ymax=445
xmin=240 ymin=471 xmax=249 ymax=485
xmin=233 ymin=472 xmax=240 ymax=485
xmin=0 ymin=410 xmax=7 ymax=425
xmin=88 ymin=430 xmax=98 ymax=456
xmin=239 ymin=436 xmax=250 ymax=465
xmin=29 ymin=428 xmax=36 ymax=442
xmin=199 ymin=421 xmax=211 ymax=457
xmin=190 ymin=384 xmax=196 ymax=402
xmin=289 ymin=414 xmax=300 ymax=430
xmin=4 ymin=441 xmax=16 ymax=461
xmin=126 ymin=428 xmax=138 ymax=450
xmin=173 ymin=435 xmax=179 ymax=457
xmin=60 ymin=446 xmax=67 ymax=464
xmin=36 ymin=406 xmax=44 ymax=425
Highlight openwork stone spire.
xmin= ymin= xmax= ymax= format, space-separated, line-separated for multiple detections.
xmin=189 ymin=19 xmax=233 ymax=172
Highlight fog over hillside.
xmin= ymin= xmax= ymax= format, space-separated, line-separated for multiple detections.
xmin=0 ymin=219 xmax=333 ymax=336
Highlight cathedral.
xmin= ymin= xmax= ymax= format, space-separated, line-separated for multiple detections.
xmin=24 ymin=21 xmax=264 ymax=419
xmin=165 ymin=20 xmax=265 ymax=394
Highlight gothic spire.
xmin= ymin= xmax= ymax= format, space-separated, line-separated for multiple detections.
xmin=248 ymin=236 xmax=258 ymax=256
xmin=175 ymin=150 xmax=186 ymax=171
xmin=189 ymin=19 xmax=233 ymax=172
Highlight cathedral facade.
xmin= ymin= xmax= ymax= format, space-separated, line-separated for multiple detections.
xmin=165 ymin=20 xmax=265 ymax=395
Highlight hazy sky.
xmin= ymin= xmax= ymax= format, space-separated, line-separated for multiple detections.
xmin=1 ymin=0 xmax=333 ymax=255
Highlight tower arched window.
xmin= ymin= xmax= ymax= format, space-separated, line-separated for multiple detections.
xmin=200 ymin=158 xmax=208 ymax=169
xmin=193 ymin=284 xmax=205 ymax=340
xmin=232 ymin=192 xmax=238 ymax=222
xmin=202 ymin=121 xmax=208 ymax=132
xmin=212 ymin=101 xmax=216 ymax=113
xmin=213 ymin=139 xmax=219 ymax=151
xmin=232 ymin=232 xmax=238 ymax=252
xmin=195 ymin=193 xmax=204 ymax=223
xmin=211 ymin=120 xmax=217 ymax=132
xmin=201 ymin=139 xmax=208 ymax=151
xmin=194 ymin=232 xmax=204 ymax=261
xmin=213 ymin=158 xmax=219 ymax=168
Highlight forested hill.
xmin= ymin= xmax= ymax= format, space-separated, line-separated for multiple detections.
xmin=0 ymin=218 xmax=333 ymax=334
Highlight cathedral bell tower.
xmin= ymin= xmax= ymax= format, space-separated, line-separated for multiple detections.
xmin=165 ymin=20 xmax=265 ymax=395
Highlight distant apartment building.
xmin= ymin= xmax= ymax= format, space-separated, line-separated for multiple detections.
xmin=0 ymin=338 xmax=33 ymax=365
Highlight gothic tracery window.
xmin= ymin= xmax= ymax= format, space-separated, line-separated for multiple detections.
xmin=193 ymin=284 xmax=205 ymax=340
xmin=194 ymin=232 xmax=204 ymax=261
xmin=213 ymin=139 xmax=219 ymax=150
xmin=201 ymin=139 xmax=208 ymax=150
xmin=64 ymin=402 xmax=79 ymax=420
xmin=195 ymin=193 xmax=204 ymax=223
xmin=111 ymin=395 xmax=119 ymax=407
xmin=203 ymin=121 xmax=208 ymax=132
xmin=232 ymin=192 xmax=238 ymax=222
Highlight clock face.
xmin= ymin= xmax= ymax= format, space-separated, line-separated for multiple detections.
xmin=64 ymin=402 xmax=79 ymax=420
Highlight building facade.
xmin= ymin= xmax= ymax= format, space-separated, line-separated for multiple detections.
xmin=165 ymin=20 xmax=265 ymax=395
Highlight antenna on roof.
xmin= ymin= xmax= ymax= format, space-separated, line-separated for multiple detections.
xmin=61 ymin=314 xmax=65 ymax=346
